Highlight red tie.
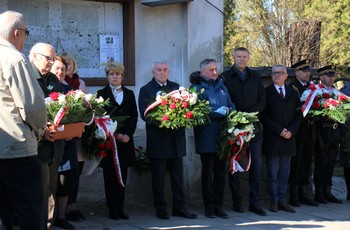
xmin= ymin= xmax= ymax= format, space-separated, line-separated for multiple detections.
xmin=279 ymin=87 xmax=284 ymax=99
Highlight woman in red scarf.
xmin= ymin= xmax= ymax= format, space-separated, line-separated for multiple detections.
xmin=62 ymin=52 xmax=87 ymax=92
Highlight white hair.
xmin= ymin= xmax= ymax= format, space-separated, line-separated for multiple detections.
xmin=29 ymin=42 xmax=55 ymax=61
xmin=0 ymin=11 xmax=24 ymax=39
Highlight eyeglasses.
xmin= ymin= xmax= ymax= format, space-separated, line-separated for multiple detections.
xmin=37 ymin=53 xmax=57 ymax=62
xmin=17 ymin=28 xmax=30 ymax=36
xmin=272 ymin=71 xmax=287 ymax=76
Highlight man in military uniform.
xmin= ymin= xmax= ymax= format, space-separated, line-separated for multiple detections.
xmin=288 ymin=59 xmax=319 ymax=207
xmin=313 ymin=65 xmax=342 ymax=204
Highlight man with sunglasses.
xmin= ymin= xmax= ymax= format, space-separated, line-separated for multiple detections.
xmin=29 ymin=43 xmax=67 ymax=229
xmin=0 ymin=11 xmax=47 ymax=230
xmin=288 ymin=59 xmax=319 ymax=207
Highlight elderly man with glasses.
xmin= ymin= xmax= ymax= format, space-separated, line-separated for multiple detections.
xmin=261 ymin=65 xmax=302 ymax=213
xmin=0 ymin=11 xmax=47 ymax=230
xmin=29 ymin=43 xmax=67 ymax=229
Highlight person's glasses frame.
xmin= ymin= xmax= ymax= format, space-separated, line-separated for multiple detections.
xmin=17 ymin=28 xmax=30 ymax=36
xmin=36 ymin=53 xmax=57 ymax=62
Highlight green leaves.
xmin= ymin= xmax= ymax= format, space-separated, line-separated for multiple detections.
xmin=218 ymin=111 xmax=259 ymax=160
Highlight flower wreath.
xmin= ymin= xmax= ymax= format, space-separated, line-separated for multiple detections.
xmin=218 ymin=111 xmax=259 ymax=174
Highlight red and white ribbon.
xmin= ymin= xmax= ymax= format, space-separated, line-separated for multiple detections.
xmin=229 ymin=135 xmax=251 ymax=175
xmin=301 ymin=83 xmax=324 ymax=117
xmin=144 ymin=90 xmax=179 ymax=116
xmin=95 ymin=116 xmax=125 ymax=187
xmin=53 ymin=98 xmax=68 ymax=128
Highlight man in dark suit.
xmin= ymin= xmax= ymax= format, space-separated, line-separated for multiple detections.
xmin=261 ymin=65 xmax=302 ymax=213
xmin=221 ymin=47 xmax=266 ymax=216
xmin=288 ymin=59 xmax=319 ymax=207
xmin=138 ymin=60 xmax=197 ymax=220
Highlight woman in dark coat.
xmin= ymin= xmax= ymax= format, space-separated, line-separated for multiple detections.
xmin=97 ymin=62 xmax=138 ymax=220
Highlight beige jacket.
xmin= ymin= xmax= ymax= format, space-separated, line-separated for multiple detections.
xmin=0 ymin=38 xmax=47 ymax=159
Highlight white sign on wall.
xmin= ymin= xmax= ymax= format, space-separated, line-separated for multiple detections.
xmin=99 ymin=35 xmax=121 ymax=69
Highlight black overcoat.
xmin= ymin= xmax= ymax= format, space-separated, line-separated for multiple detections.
xmin=221 ymin=65 xmax=266 ymax=141
xmin=97 ymin=85 xmax=138 ymax=167
xmin=261 ymin=84 xmax=302 ymax=156
xmin=138 ymin=78 xmax=186 ymax=159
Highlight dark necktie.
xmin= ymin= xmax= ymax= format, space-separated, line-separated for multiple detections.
xmin=279 ymin=87 xmax=284 ymax=99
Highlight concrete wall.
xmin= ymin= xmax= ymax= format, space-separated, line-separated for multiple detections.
xmin=132 ymin=0 xmax=224 ymax=202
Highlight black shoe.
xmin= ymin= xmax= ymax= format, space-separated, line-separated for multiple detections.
xmin=108 ymin=209 xmax=120 ymax=220
xmin=75 ymin=210 xmax=86 ymax=221
xmin=232 ymin=204 xmax=244 ymax=213
xmin=314 ymin=196 xmax=328 ymax=204
xmin=300 ymin=196 xmax=319 ymax=206
xmin=248 ymin=205 xmax=266 ymax=216
xmin=54 ymin=218 xmax=75 ymax=230
xmin=118 ymin=210 xmax=129 ymax=220
xmin=269 ymin=202 xmax=278 ymax=212
xmin=325 ymin=194 xmax=342 ymax=204
xmin=278 ymin=203 xmax=296 ymax=213
xmin=214 ymin=207 xmax=229 ymax=219
xmin=66 ymin=210 xmax=82 ymax=222
xmin=204 ymin=207 xmax=215 ymax=218
xmin=172 ymin=208 xmax=197 ymax=219
xmin=156 ymin=209 xmax=169 ymax=219
xmin=289 ymin=198 xmax=301 ymax=207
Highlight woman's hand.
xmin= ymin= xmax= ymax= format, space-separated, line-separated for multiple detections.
xmin=121 ymin=134 xmax=130 ymax=143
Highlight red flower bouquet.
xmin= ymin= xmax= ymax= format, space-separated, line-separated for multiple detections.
xmin=144 ymin=87 xmax=211 ymax=129
xmin=45 ymin=90 xmax=109 ymax=140
xmin=301 ymin=83 xmax=350 ymax=123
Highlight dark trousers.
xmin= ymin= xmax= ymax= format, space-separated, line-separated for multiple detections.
xmin=0 ymin=156 xmax=46 ymax=230
xmin=68 ymin=161 xmax=84 ymax=205
xmin=102 ymin=160 xmax=128 ymax=211
xmin=228 ymin=139 xmax=262 ymax=206
xmin=266 ymin=155 xmax=291 ymax=203
xmin=314 ymin=126 xmax=340 ymax=187
xmin=200 ymin=153 xmax=226 ymax=209
xmin=289 ymin=125 xmax=314 ymax=186
xmin=151 ymin=158 xmax=185 ymax=211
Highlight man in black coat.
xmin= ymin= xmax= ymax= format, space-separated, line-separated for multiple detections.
xmin=138 ymin=60 xmax=197 ymax=220
xmin=261 ymin=65 xmax=302 ymax=213
xmin=288 ymin=59 xmax=319 ymax=207
xmin=221 ymin=47 xmax=267 ymax=216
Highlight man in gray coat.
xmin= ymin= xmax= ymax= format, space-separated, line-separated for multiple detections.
xmin=0 ymin=11 xmax=47 ymax=230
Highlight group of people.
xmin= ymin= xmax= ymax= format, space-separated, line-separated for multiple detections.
xmin=0 ymin=9 xmax=348 ymax=230
xmin=138 ymin=48 xmax=346 ymax=221
xmin=0 ymin=11 xmax=87 ymax=230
